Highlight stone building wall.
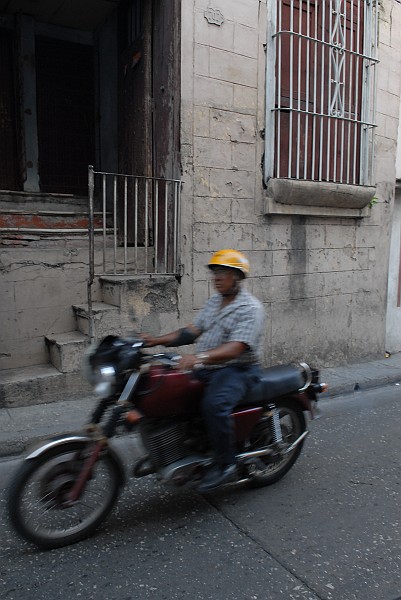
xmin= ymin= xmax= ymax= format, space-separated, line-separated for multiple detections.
xmin=179 ymin=0 xmax=401 ymax=368
xmin=2 ymin=0 xmax=401 ymax=374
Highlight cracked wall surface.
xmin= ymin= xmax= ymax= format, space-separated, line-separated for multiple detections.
xmin=0 ymin=245 xmax=96 ymax=369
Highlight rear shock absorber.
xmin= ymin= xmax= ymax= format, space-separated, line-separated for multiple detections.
xmin=267 ymin=403 xmax=283 ymax=446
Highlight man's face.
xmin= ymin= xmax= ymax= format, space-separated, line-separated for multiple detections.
xmin=210 ymin=266 xmax=239 ymax=295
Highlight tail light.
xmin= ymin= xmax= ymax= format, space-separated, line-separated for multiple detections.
xmin=312 ymin=382 xmax=328 ymax=394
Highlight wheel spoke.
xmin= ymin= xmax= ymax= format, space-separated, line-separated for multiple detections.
xmin=246 ymin=403 xmax=306 ymax=486
xmin=8 ymin=444 xmax=120 ymax=548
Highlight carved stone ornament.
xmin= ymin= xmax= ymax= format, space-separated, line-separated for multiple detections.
xmin=204 ymin=8 xmax=225 ymax=26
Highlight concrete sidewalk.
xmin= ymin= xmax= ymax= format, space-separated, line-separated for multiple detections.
xmin=1 ymin=352 xmax=401 ymax=458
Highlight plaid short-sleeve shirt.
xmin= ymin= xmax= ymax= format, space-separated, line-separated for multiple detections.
xmin=193 ymin=288 xmax=265 ymax=366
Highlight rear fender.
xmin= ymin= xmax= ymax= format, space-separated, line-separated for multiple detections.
xmin=286 ymin=393 xmax=317 ymax=419
xmin=24 ymin=434 xmax=126 ymax=485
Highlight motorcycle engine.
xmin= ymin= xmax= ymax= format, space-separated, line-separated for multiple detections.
xmin=140 ymin=419 xmax=189 ymax=468
xmin=138 ymin=419 xmax=209 ymax=485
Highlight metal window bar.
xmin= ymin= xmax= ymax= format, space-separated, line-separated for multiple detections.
xmin=265 ymin=0 xmax=379 ymax=187
xmin=266 ymin=0 xmax=278 ymax=180
xmin=304 ymin=0 xmax=311 ymax=180
xmin=326 ymin=0 xmax=332 ymax=183
xmin=288 ymin=0 xmax=294 ymax=178
xmin=316 ymin=2 xmax=326 ymax=181
xmin=353 ymin=0 xmax=361 ymax=184
xmin=311 ymin=0 xmax=318 ymax=180
xmin=370 ymin=0 xmax=379 ymax=181
xmin=87 ymin=166 xmax=182 ymax=338
xmin=296 ymin=0 xmax=302 ymax=180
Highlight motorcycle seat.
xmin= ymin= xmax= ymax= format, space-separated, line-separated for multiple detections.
xmin=239 ymin=364 xmax=305 ymax=406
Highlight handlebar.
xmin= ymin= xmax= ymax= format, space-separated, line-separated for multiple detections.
xmin=144 ymin=352 xmax=181 ymax=366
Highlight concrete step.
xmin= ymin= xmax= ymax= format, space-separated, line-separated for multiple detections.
xmin=100 ymin=274 xmax=179 ymax=310
xmin=0 ymin=364 xmax=93 ymax=409
xmin=73 ymin=301 xmax=131 ymax=338
xmin=46 ymin=331 xmax=92 ymax=373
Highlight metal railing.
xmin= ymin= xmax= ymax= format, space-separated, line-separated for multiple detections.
xmin=87 ymin=166 xmax=181 ymax=338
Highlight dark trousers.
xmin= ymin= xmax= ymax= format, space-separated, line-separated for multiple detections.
xmin=196 ymin=365 xmax=261 ymax=466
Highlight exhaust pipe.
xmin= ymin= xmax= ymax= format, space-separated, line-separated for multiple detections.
xmin=282 ymin=431 xmax=308 ymax=454
xmin=237 ymin=431 xmax=309 ymax=461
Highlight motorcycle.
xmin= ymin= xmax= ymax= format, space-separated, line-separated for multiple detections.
xmin=7 ymin=335 xmax=327 ymax=550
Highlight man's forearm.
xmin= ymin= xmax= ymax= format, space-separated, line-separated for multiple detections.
xmin=199 ymin=341 xmax=247 ymax=365
xmin=144 ymin=326 xmax=199 ymax=348
xmin=152 ymin=330 xmax=182 ymax=347
xmin=177 ymin=341 xmax=248 ymax=371
xmin=165 ymin=327 xmax=199 ymax=347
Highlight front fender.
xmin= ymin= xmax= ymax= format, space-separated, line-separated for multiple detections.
xmin=24 ymin=434 xmax=126 ymax=486
xmin=25 ymin=435 xmax=92 ymax=460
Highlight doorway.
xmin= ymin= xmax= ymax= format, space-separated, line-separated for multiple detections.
xmin=0 ymin=27 xmax=21 ymax=190
xmin=36 ymin=36 xmax=95 ymax=195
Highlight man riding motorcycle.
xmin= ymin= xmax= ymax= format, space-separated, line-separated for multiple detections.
xmin=141 ymin=249 xmax=265 ymax=492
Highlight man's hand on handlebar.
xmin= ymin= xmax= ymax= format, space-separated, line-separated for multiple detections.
xmin=177 ymin=354 xmax=203 ymax=371
xmin=138 ymin=333 xmax=159 ymax=348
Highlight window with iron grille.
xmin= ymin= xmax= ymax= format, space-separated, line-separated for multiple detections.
xmin=265 ymin=0 xmax=379 ymax=188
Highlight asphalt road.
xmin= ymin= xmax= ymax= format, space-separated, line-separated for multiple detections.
xmin=1 ymin=385 xmax=401 ymax=600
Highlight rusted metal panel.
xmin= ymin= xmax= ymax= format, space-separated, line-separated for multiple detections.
xmin=35 ymin=36 xmax=95 ymax=195
xmin=0 ymin=28 xmax=21 ymax=191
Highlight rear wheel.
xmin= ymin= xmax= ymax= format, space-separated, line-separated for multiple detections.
xmin=245 ymin=399 xmax=306 ymax=488
xmin=7 ymin=442 xmax=121 ymax=550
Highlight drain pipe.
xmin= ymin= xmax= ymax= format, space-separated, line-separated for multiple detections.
xmin=88 ymin=165 xmax=95 ymax=341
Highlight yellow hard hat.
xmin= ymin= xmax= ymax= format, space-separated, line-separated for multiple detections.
xmin=208 ymin=249 xmax=250 ymax=278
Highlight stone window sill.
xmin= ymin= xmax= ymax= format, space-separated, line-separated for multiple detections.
xmin=264 ymin=178 xmax=376 ymax=218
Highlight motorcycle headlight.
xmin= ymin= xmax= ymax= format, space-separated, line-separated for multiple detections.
xmin=93 ymin=365 xmax=116 ymax=398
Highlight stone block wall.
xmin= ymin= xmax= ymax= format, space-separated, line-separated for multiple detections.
xmin=179 ymin=0 xmax=401 ymax=368
xmin=2 ymin=0 xmax=401 ymax=373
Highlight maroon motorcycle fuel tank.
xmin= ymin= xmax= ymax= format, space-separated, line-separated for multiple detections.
xmin=135 ymin=365 xmax=204 ymax=417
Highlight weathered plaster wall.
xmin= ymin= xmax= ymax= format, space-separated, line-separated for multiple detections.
xmin=2 ymin=0 xmax=401 ymax=373
xmin=0 ymin=240 xmax=96 ymax=369
xmin=179 ymin=0 xmax=401 ymax=368
xmin=0 ymin=238 xmax=181 ymax=371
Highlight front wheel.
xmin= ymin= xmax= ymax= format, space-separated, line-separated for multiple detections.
xmin=7 ymin=442 xmax=121 ymax=550
xmin=245 ymin=399 xmax=306 ymax=488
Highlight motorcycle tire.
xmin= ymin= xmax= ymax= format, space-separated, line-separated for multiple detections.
xmin=246 ymin=399 xmax=306 ymax=488
xmin=7 ymin=441 xmax=121 ymax=550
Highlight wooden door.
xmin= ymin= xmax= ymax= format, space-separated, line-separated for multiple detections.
xmin=118 ymin=0 xmax=153 ymax=244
